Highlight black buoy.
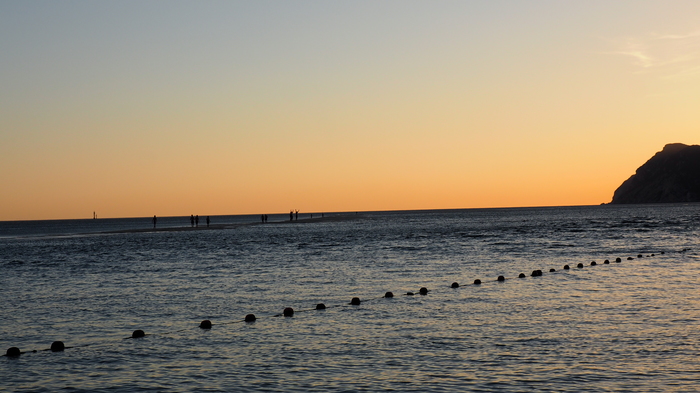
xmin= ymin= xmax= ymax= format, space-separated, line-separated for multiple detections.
xmin=406 ymin=292 xmax=414 ymax=296
xmin=315 ymin=303 xmax=326 ymax=310
xmin=199 ymin=320 xmax=212 ymax=329
xmin=531 ymin=270 xmax=542 ymax=277
xmin=651 ymin=254 xmax=655 ymax=256
xmin=384 ymin=292 xmax=394 ymax=298
xmin=6 ymin=347 xmax=20 ymax=357
xmin=590 ymin=261 xmax=597 ymax=266
xmin=50 ymin=341 xmax=65 ymax=352
xmin=473 ymin=279 xmax=481 ymax=285
xmin=350 ymin=297 xmax=361 ymax=305
xmin=627 ymin=257 xmax=634 ymax=260
xmin=283 ymin=307 xmax=294 ymax=317
xmin=577 ymin=263 xmax=584 ymax=268
xmin=451 ymin=282 xmax=460 ymax=288
xmin=497 ymin=275 xmax=505 ymax=281
xmin=638 ymin=254 xmax=643 ymax=258
xmin=604 ymin=260 xmax=610 ymax=264
xmin=616 ymin=257 xmax=621 ymax=262
xmin=245 ymin=314 xmax=257 ymax=322
xmin=518 ymin=273 xmax=526 ymax=278
xmin=549 ymin=268 xmax=556 ymax=272
xmin=418 ymin=287 xmax=428 ymax=295
xmin=563 ymin=265 xmax=570 ymax=269
xmin=132 ymin=329 xmax=145 ymax=338
xmin=661 ymin=251 xmax=665 ymax=254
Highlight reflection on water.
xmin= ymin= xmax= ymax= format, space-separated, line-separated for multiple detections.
xmin=1 ymin=204 xmax=699 ymax=391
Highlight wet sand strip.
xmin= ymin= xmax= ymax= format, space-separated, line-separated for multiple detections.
xmin=100 ymin=213 xmax=365 ymax=235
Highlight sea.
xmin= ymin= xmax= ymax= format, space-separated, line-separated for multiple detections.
xmin=1 ymin=204 xmax=699 ymax=392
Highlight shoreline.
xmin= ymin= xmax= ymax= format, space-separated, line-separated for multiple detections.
xmin=0 ymin=213 xmax=365 ymax=240
xmin=98 ymin=213 xmax=365 ymax=235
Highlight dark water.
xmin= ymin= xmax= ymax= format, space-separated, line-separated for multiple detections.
xmin=1 ymin=204 xmax=699 ymax=392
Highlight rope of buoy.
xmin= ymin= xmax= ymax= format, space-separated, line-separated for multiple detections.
xmin=3 ymin=249 xmax=684 ymax=357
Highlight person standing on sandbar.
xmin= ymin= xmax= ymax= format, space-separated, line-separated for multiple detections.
xmin=153 ymin=215 xmax=157 ymax=228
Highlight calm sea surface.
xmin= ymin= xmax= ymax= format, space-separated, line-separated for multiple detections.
xmin=1 ymin=205 xmax=699 ymax=392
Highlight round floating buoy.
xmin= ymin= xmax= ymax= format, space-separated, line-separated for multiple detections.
xmin=627 ymin=257 xmax=634 ymax=260
xmin=451 ymin=282 xmax=459 ymax=288
xmin=50 ymin=341 xmax=65 ymax=352
xmin=577 ymin=263 xmax=584 ymax=268
xmin=283 ymin=308 xmax=294 ymax=317
xmin=384 ymin=292 xmax=394 ymax=298
xmin=406 ymin=292 xmax=415 ymax=296
xmin=497 ymin=275 xmax=505 ymax=281
xmin=6 ymin=347 xmax=20 ymax=357
xmin=563 ymin=265 xmax=570 ymax=269
xmin=419 ymin=287 xmax=428 ymax=295
xmin=315 ymin=303 xmax=326 ymax=310
xmin=550 ymin=268 xmax=556 ymax=272
xmin=199 ymin=320 xmax=212 ymax=329
xmin=245 ymin=314 xmax=256 ymax=322
xmin=518 ymin=273 xmax=526 ymax=278
xmin=531 ymin=270 xmax=542 ymax=277
xmin=616 ymin=257 xmax=621 ymax=263
xmin=661 ymin=251 xmax=665 ymax=254
xmin=350 ymin=297 xmax=361 ymax=305
xmin=651 ymin=254 xmax=655 ymax=256
xmin=132 ymin=330 xmax=145 ymax=338
xmin=604 ymin=260 xmax=610 ymax=264
xmin=473 ymin=279 xmax=481 ymax=285
xmin=591 ymin=261 xmax=597 ymax=266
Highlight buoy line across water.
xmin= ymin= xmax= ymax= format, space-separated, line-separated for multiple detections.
xmin=3 ymin=249 xmax=682 ymax=358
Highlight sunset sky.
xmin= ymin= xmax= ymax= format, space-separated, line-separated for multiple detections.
xmin=2 ymin=1 xmax=699 ymax=220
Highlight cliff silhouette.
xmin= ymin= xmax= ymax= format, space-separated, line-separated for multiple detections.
xmin=610 ymin=143 xmax=700 ymax=204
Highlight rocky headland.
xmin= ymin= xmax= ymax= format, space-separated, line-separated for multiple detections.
xmin=610 ymin=143 xmax=700 ymax=204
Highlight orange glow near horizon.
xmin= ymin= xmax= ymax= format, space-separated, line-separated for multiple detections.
xmin=2 ymin=2 xmax=700 ymax=220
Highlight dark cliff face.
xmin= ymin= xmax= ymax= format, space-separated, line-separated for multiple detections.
xmin=610 ymin=143 xmax=700 ymax=204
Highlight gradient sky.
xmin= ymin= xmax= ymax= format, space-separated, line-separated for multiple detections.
xmin=2 ymin=1 xmax=699 ymax=220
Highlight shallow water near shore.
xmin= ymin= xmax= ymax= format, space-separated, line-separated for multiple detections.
xmin=1 ymin=204 xmax=699 ymax=392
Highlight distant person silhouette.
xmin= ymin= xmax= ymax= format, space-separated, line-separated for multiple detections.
xmin=190 ymin=215 xmax=195 ymax=227
xmin=153 ymin=215 xmax=157 ymax=228
xmin=206 ymin=216 xmax=210 ymax=227
xmin=195 ymin=215 xmax=199 ymax=227
xmin=261 ymin=214 xmax=265 ymax=223
xmin=295 ymin=210 xmax=299 ymax=220
xmin=290 ymin=210 xmax=293 ymax=221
